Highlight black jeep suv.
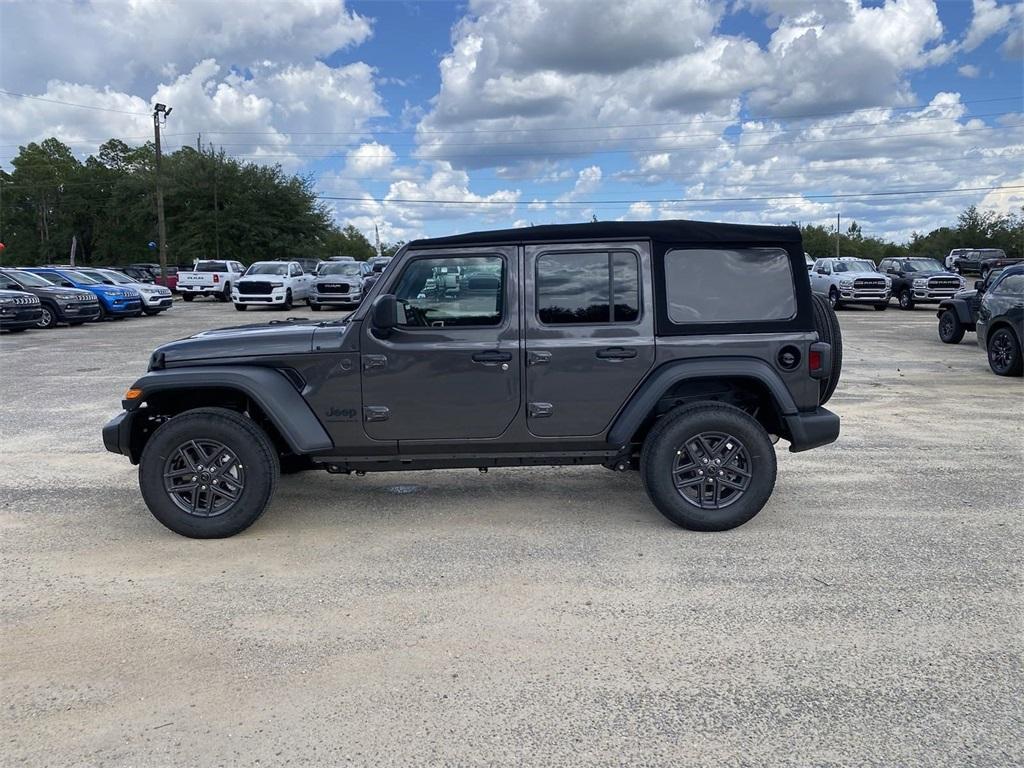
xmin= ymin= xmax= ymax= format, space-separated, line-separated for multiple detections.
xmin=935 ymin=268 xmax=1004 ymax=344
xmin=103 ymin=220 xmax=842 ymax=538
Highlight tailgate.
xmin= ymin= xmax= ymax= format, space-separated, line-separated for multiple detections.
xmin=179 ymin=273 xmax=216 ymax=287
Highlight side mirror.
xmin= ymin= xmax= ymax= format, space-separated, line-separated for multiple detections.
xmin=103 ymin=280 xmax=115 ymax=285
xmin=371 ymin=293 xmax=397 ymax=334
xmin=62 ymin=281 xmax=75 ymax=288
xmin=5 ymin=283 xmax=21 ymax=291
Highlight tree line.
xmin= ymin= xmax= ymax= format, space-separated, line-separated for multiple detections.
xmin=0 ymin=137 xmax=402 ymax=266
xmin=1 ymin=136 xmax=1020 ymax=267
xmin=799 ymin=206 xmax=1023 ymax=263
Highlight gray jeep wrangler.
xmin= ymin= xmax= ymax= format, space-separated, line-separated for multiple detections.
xmin=103 ymin=220 xmax=842 ymax=538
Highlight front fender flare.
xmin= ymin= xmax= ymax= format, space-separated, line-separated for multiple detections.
xmin=606 ymin=357 xmax=799 ymax=447
xmin=128 ymin=365 xmax=333 ymax=454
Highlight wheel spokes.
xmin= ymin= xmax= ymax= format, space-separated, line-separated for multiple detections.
xmin=672 ymin=431 xmax=752 ymax=511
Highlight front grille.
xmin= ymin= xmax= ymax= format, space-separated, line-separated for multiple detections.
xmin=7 ymin=296 xmax=39 ymax=306
xmin=854 ymin=278 xmax=886 ymax=290
xmin=238 ymin=281 xmax=273 ymax=295
xmin=318 ymin=282 xmax=351 ymax=292
xmin=929 ymin=277 xmax=960 ymax=290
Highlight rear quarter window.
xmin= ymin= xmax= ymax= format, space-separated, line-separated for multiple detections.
xmin=664 ymin=247 xmax=796 ymax=323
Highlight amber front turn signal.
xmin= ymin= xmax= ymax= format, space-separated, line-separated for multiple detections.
xmin=124 ymin=388 xmax=143 ymax=400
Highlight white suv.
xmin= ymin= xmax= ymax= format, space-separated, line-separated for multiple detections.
xmin=232 ymin=261 xmax=313 ymax=311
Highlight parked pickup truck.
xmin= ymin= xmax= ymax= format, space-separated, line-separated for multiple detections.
xmin=809 ymin=257 xmax=891 ymax=310
xmin=178 ymin=260 xmax=245 ymax=302
xmin=232 ymin=261 xmax=313 ymax=311
xmin=945 ymin=248 xmax=1021 ymax=278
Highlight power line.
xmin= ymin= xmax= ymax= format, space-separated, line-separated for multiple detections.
xmin=315 ymin=184 xmax=1024 ymax=206
xmin=0 ymin=88 xmax=150 ymax=117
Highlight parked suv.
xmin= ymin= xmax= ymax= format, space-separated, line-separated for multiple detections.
xmin=0 ymin=288 xmax=43 ymax=332
xmin=976 ymin=264 xmax=1024 ymax=377
xmin=78 ymin=268 xmax=173 ymax=316
xmin=25 ymin=267 xmax=143 ymax=319
xmin=232 ymin=261 xmax=313 ymax=310
xmin=877 ymin=257 xmax=965 ymax=310
xmin=935 ymin=268 xmax=1004 ymax=344
xmin=809 ymin=257 xmax=890 ymax=310
xmin=310 ymin=260 xmax=368 ymax=310
xmin=0 ymin=268 xmax=100 ymax=328
xmin=103 ymin=220 xmax=842 ymax=538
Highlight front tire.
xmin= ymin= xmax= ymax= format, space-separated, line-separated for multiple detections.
xmin=827 ymin=287 xmax=839 ymax=309
xmin=138 ymin=407 xmax=280 ymax=538
xmin=234 ymin=303 xmax=248 ymax=311
xmin=873 ymin=302 xmax=888 ymax=311
xmin=988 ymin=327 xmax=1023 ymax=377
xmin=938 ymin=309 xmax=965 ymax=344
xmin=898 ymin=289 xmax=914 ymax=310
xmin=309 ymin=302 xmax=322 ymax=311
xmin=282 ymin=289 xmax=293 ymax=311
xmin=36 ymin=304 xmax=57 ymax=329
xmin=641 ymin=403 xmax=777 ymax=532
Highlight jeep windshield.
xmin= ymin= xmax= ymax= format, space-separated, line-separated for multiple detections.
xmin=319 ymin=263 xmax=361 ymax=276
xmin=61 ymin=270 xmax=99 ymax=284
xmin=902 ymin=259 xmax=945 ymax=272
xmin=833 ymin=261 xmax=876 ymax=273
xmin=245 ymin=263 xmax=289 ymax=276
xmin=4 ymin=270 xmax=54 ymax=287
xmin=194 ymin=261 xmax=229 ymax=272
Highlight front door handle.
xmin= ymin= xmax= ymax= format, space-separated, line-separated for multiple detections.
xmin=596 ymin=347 xmax=638 ymax=360
xmin=472 ymin=350 xmax=512 ymax=365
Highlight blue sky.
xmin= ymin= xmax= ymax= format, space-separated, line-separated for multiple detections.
xmin=1 ymin=0 xmax=1021 ymax=246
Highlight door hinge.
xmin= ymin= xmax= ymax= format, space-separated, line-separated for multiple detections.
xmin=362 ymin=354 xmax=387 ymax=370
xmin=528 ymin=402 xmax=554 ymax=418
xmin=363 ymin=406 xmax=391 ymax=422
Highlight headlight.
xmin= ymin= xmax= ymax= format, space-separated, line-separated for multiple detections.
xmin=958 ymin=277 xmax=966 ymax=288
xmin=913 ymin=278 xmax=927 ymax=288
xmin=269 ymin=282 xmax=284 ymax=288
xmin=839 ymin=279 xmax=854 ymax=288
xmin=0 ymin=298 xmax=13 ymax=306
xmin=56 ymin=293 xmax=78 ymax=300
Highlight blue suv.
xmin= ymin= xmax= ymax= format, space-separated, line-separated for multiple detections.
xmin=25 ymin=267 xmax=143 ymax=319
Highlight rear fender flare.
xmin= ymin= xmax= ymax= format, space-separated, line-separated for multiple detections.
xmin=129 ymin=365 xmax=333 ymax=454
xmin=607 ymin=358 xmax=799 ymax=446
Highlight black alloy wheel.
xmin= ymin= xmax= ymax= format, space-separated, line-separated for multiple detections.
xmin=988 ymin=328 xmax=1023 ymax=377
xmin=163 ymin=439 xmax=246 ymax=518
xmin=672 ymin=431 xmax=752 ymax=510
xmin=938 ymin=309 xmax=965 ymax=344
xmin=899 ymin=289 xmax=914 ymax=310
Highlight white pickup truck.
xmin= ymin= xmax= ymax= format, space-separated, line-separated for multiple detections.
xmin=177 ymin=260 xmax=246 ymax=302
xmin=231 ymin=261 xmax=314 ymax=311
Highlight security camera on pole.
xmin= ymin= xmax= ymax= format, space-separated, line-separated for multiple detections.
xmin=153 ymin=103 xmax=172 ymax=287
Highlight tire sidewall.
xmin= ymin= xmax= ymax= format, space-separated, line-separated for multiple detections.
xmin=899 ymin=289 xmax=913 ymax=309
xmin=939 ymin=310 xmax=962 ymax=343
xmin=641 ymin=405 xmax=777 ymax=532
xmin=139 ymin=411 xmax=278 ymax=538
xmin=988 ymin=328 xmax=1021 ymax=376
xmin=37 ymin=303 xmax=56 ymax=328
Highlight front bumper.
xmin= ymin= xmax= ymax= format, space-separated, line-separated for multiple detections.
xmin=232 ymin=287 xmax=289 ymax=304
xmin=59 ymin=301 xmax=102 ymax=321
xmin=912 ymin=289 xmax=959 ymax=303
xmin=141 ymin=294 xmax=173 ymax=309
xmin=838 ymin=289 xmax=890 ymax=303
xmin=0 ymin=306 xmax=44 ymax=328
xmin=783 ymin=407 xmax=840 ymax=453
xmin=104 ymin=298 xmax=144 ymax=315
xmin=311 ymin=291 xmax=362 ymax=305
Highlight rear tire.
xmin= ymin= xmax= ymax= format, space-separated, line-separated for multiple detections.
xmin=219 ymin=282 xmax=231 ymax=302
xmin=987 ymin=327 xmax=1023 ymax=377
xmin=182 ymin=293 xmax=194 ymax=302
xmin=810 ymin=293 xmax=843 ymax=405
xmin=138 ymin=407 xmax=280 ymax=538
xmin=938 ymin=309 xmax=965 ymax=344
xmin=641 ymin=402 xmax=777 ymax=532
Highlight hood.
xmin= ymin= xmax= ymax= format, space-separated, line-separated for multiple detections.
xmin=909 ymin=270 xmax=958 ymax=278
xmin=95 ymin=284 xmax=139 ymax=296
xmin=153 ymin=318 xmax=345 ymax=365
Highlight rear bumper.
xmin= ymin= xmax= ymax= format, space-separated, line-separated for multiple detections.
xmin=784 ymin=407 xmax=840 ymax=453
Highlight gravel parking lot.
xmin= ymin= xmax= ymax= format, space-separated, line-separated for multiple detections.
xmin=2 ymin=300 xmax=1021 ymax=766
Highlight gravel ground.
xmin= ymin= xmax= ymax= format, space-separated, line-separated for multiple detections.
xmin=1 ymin=299 xmax=1022 ymax=766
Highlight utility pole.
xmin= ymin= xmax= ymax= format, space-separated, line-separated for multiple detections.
xmin=153 ymin=103 xmax=172 ymax=285
xmin=835 ymin=212 xmax=840 ymax=258
xmin=375 ymin=224 xmax=382 ymax=257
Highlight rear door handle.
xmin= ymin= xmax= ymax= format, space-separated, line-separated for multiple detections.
xmin=472 ymin=350 xmax=512 ymax=364
xmin=596 ymin=347 xmax=637 ymax=360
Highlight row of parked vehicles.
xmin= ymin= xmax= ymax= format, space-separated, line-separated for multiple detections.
xmin=0 ymin=265 xmax=174 ymax=332
xmin=175 ymin=255 xmax=393 ymax=311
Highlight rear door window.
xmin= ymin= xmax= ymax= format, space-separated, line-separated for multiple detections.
xmin=664 ymin=247 xmax=796 ymax=323
xmin=536 ymin=251 xmax=640 ymax=325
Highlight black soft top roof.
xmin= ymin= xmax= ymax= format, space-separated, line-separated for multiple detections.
xmin=408 ymin=218 xmax=801 ymax=249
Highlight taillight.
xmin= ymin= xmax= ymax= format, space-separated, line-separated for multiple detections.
xmin=809 ymin=349 xmax=823 ymax=373
xmin=213 ymin=274 xmax=220 ymax=283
